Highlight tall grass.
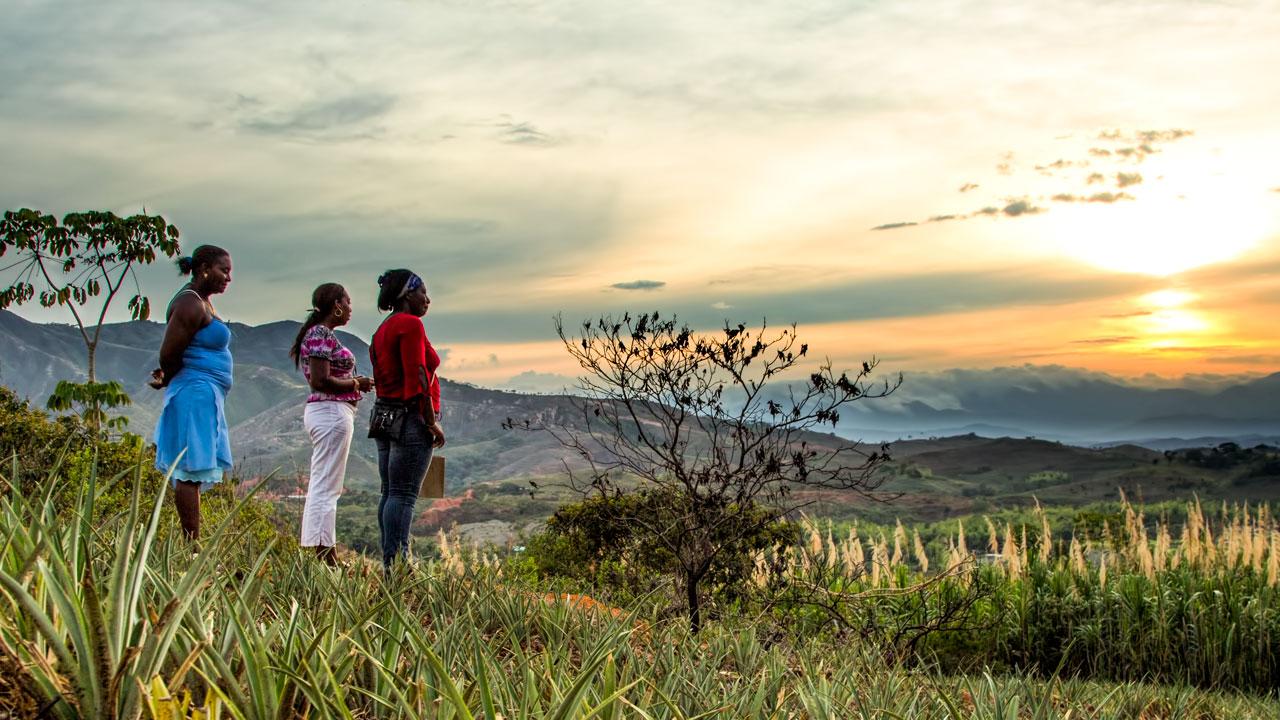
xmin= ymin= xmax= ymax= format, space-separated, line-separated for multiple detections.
xmin=790 ymin=495 xmax=1280 ymax=585
xmin=739 ymin=497 xmax=1280 ymax=692
xmin=473 ymin=495 xmax=1279 ymax=692
xmin=3 ymin=455 xmax=1279 ymax=718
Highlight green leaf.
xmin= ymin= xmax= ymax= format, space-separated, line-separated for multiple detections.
xmin=419 ymin=644 xmax=476 ymax=720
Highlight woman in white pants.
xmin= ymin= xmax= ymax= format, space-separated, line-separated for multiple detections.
xmin=289 ymin=283 xmax=374 ymax=565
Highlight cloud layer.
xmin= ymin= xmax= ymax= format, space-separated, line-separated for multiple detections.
xmin=870 ymin=128 xmax=1194 ymax=230
xmin=1 ymin=1 xmax=1277 ymax=387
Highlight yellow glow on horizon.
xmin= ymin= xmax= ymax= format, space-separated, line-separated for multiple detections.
xmin=1140 ymin=289 xmax=1196 ymax=308
xmin=1142 ymin=309 xmax=1210 ymax=335
xmin=440 ymin=292 xmax=1274 ymax=390
xmin=1132 ymin=288 xmax=1213 ymax=339
xmin=1052 ymin=167 xmax=1273 ymax=277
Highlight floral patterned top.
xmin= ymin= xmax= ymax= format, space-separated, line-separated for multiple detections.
xmin=300 ymin=325 xmax=361 ymax=403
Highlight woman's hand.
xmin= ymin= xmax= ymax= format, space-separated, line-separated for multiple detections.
xmin=148 ymin=368 xmax=166 ymax=389
xmin=428 ymin=419 xmax=446 ymax=448
xmin=354 ymin=375 xmax=375 ymax=393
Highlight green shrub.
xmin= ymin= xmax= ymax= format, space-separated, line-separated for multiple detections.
xmin=0 ymin=385 xmax=87 ymax=480
xmin=1 ymin=386 xmax=161 ymax=513
xmin=527 ymin=490 xmax=798 ymax=611
xmin=0 ymin=385 xmax=283 ymax=546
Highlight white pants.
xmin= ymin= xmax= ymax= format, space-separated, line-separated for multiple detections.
xmin=301 ymin=402 xmax=356 ymax=547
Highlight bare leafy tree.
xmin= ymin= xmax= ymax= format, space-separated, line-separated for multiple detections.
xmin=0 ymin=208 xmax=181 ymax=430
xmin=512 ymin=312 xmax=901 ymax=630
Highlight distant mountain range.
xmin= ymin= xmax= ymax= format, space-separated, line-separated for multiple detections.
xmin=0 ymin=310 xmax=587 ymax=492
xmin=828 ymin=366 xmax=1280 ymax=447
xmin=3 ymin=310 xmax=1278 ymax=495
xmin=494 ymin=346 xmax=1280 ymax=449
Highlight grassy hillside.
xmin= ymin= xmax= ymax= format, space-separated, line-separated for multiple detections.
xmin=4 ymin=387 xmax=1280 ymax=716
xmin=4 ymin=459 xmax=1280 ymax=718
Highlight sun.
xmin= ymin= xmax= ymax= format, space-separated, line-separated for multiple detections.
xmin=1051 ymin=171 xmax=1273 ymax=277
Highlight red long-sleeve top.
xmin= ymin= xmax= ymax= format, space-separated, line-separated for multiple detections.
xmin=370 ymin=313 xmax=441 ymax=414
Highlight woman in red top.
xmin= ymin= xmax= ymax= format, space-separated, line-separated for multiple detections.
xmin=370 ymin=269 xmax=446 ymax=571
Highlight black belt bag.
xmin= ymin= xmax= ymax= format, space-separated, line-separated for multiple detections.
xmin=368 ymin=397 xmax=412 ymax=441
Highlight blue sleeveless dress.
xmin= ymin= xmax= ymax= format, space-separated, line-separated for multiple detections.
xmin=154 ymin=317 xmax=234 ymax=489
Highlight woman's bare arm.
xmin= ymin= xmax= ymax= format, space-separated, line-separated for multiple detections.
xmin=417 ymin=365 xmax=446 ymax=448
xmin=307 ymin=357 xmax=365 ymax=395
xmin=152 ymin=295 xmax=206 ymax=388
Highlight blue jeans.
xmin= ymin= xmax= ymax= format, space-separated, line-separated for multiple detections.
xmin=376 ymin=413 xmax=433 ymax=571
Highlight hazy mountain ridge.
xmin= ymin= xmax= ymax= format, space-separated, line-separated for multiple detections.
xmin=833 ymin=367 xmax=1280 ymax=445
xmin=0 ymin=310 xmax=581 ymax=490
xmin=3 ymin=310 xmax=1278 ymax=500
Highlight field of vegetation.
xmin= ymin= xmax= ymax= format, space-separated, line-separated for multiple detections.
xmin=292 ymin=431 xmax=1280 ymax=558
xmin=2 ymin=457 xmax=1279 ymax=719
xmin=1 ymin=385 xmax=1279 ymax=718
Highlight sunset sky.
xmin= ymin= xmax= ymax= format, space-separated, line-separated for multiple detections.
xmin=2 ymin=0 xmax=1278 ymax=391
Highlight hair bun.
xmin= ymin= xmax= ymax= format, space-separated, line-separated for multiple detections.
xmin=377 ymin=272 xmax=388 ymax=287
xmin=176 ymin=256 xmax=195 ymax=275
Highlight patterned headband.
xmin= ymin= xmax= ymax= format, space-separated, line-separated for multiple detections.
xmin=398 ymin=273 xmax=424 ymax=299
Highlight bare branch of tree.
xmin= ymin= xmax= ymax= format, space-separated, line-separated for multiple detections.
xmin=512 ymin=312 xmax=902 ymax=630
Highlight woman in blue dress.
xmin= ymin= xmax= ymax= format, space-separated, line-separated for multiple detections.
xmin=150 ymin=245 xmax=234 ymax=540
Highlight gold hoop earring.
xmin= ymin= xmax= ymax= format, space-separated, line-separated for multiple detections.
xmin=333 ymin=308 xmax=345 ymax=318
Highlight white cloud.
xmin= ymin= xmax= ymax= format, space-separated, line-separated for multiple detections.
xmin=3 ymin=0 xmax=1278 ymax=382
xmin=497 ymin=370 xmax=579 ymax=395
